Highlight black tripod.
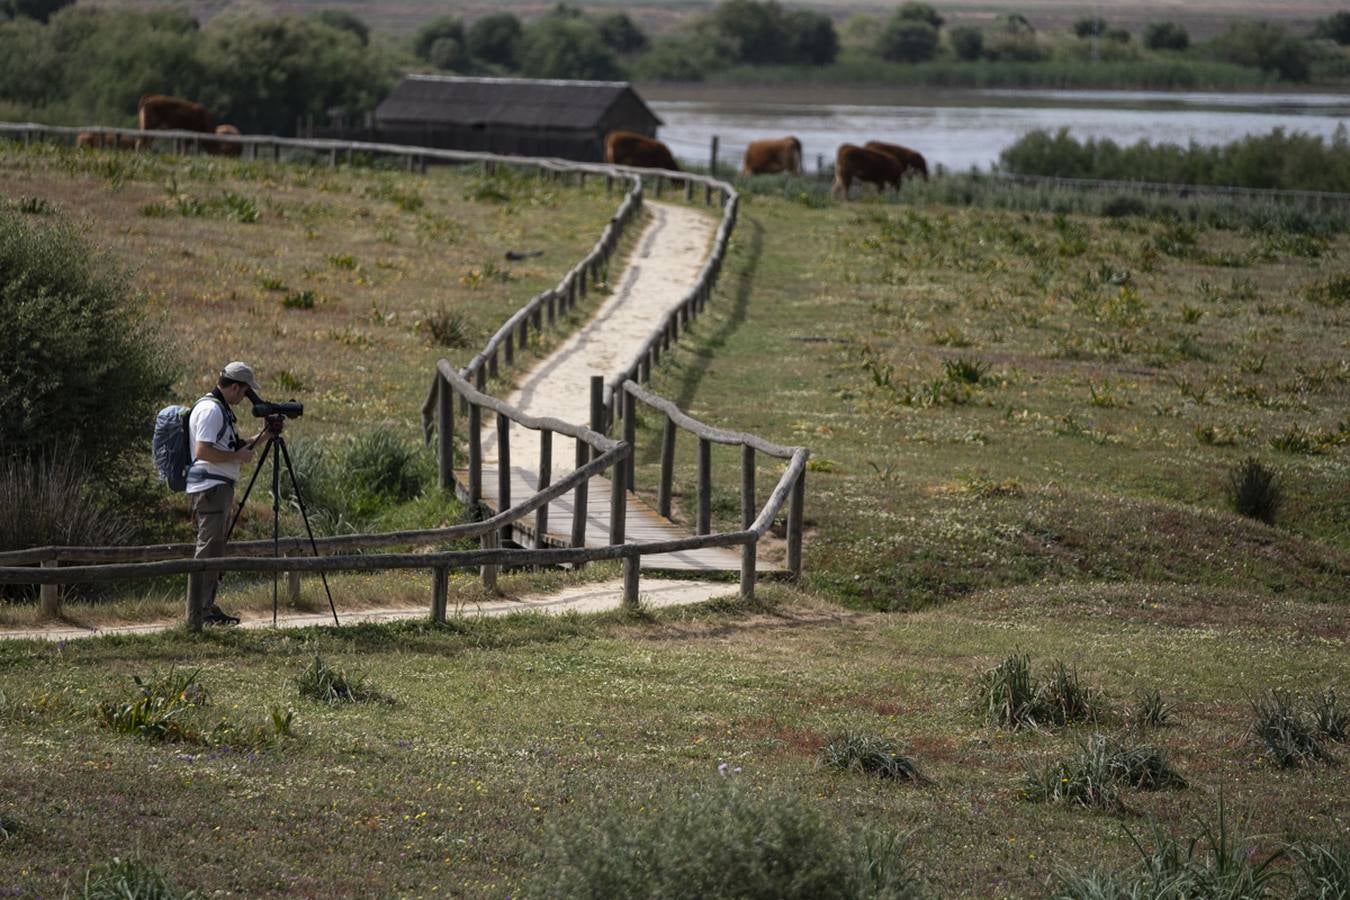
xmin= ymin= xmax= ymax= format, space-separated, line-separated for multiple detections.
xmin=224 ymin=428 xmax=339 ymax=627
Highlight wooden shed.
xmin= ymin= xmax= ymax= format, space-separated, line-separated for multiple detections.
xmin=373 ymin=75 xmax=662 ymax=162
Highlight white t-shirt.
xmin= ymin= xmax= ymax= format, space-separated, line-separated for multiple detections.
xmin=186 ymin=396 xmax=241 ymax=493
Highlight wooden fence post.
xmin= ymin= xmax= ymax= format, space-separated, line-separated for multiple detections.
xmin=497 ymin=412 xmax=512 ymax=544
xmin=709 ymin=135 xmax=719 ymax=177
xmin=535 ymin=430 xmax=552 ymax=548
xmin=623 ymin=552 xmax=640 ymax=609
xmin=570 ymin=436 xmax=589 ymax=555
xmin=590 ymin=375 xmax=605 ymax=437
xmin=658 ymin=416 xmax=676 ymax=518
xmin=624 ymin=391 xmax=637 ymax=493
xmin=431 ymin=566 xmax=448 ymax=622
xmin=39 ymin=560 xmax=59 ymax=618
xmin=697 ymin=438 xmax=712 ymax=535
xmin=684 ymin=179 xmax=694 ymax=201
xmin=504 ymin=328 xmax=514 ymax=368
xmin=437 ymin=374 xmax=454 ymax=490
xmin=287 ymin=567 xmax=301 ymax=606
xmin=468 ymin=402 xmax=482 ymax=514
xmin=788 ymin=467 xmax=805 ymax=581
xmin=480 ymin=529 xmax=498 ymax=592
xmin=609 ymin=447 xmax=626 ymax=547
xmin=741 ymin=444 xmax=756 ymax=600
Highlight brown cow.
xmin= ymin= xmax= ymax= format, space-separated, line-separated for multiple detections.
xmin=206 ymin=124 xmax=243 ymax=157
xmin=76 ymin=131 xmax=135 ymax=150
xmin=832 ymin=144 xmax=904 ymax=200
xmin=863 ymin=140 xmax=928 ymax=181
xmin=741 ymin=136 xmax=802 ymax=176
xmin=136 ymin=94 xmax=214 ymax=150
xmin=604 ymin=130 xmax=679 ymax=171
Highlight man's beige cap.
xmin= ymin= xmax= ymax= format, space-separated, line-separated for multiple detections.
xmin=221 ymin=361 xmax=261 ymax=393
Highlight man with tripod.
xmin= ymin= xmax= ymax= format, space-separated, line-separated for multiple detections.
xmin=185 ymin=361 xmax=272 ymax=629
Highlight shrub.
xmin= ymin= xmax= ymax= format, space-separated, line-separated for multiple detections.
xmin=1303 ymin=273 xmax=1350 ymax=307
xmin=948 ymin=26 xmax=982 ymax=61
xmin=1270 ymin=425 xmax=1327 ymax=455
xmin=1143 ymin=21 xmax=1190 ymax=51
xmin=526 ymin=780 xmax=923 ymax=899
xmin=1024 ymin=733 xmax=1123 ymax=810
xmin=96 ymin=668 xmax=210 ymax=744
xmin=1227 ymin=456 xmax=1282 ymax=524
xmin=943 ymin=357 xmax=987 ymax=385
xmin=820 ymin=731 xmax=928 ymax=783
xmin=519 ymin=17 xmax=622 ymax=81
xmin=72 ymin=855 xmax=195 ymax=900
xmin=296 ymin=655 xmax=388 ymax=705
xmin=1251 ymin=689 xmax=1335 ymax=768
xmin=1314 ymin=11 xmax=1350 ymax=45
xmin=1209 ymin=20 xmax=1311 ymax=82
xmin=278 ymin=430 xmax=432 ymax=532
xmin=467 ymin=12 xmax=522 ymax=68
xmin=877 ymin=19 xmax=939 ymax=63
xmin=1073 ymin=17 xmax=1108 ymax=39
xmin=1039 ymin=662 xmax=1109 ymax=726
xmin=0 ymin=205 xmax=175 ymax=467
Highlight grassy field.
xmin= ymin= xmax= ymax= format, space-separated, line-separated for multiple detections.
xmin=2 ymin=144 xmax=1348 ymax=896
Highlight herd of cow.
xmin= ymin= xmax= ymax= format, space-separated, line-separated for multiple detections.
xmin=604 ymin=130 xmax=929 ymax=200
xmin=78 ymin=95 xmax=927 ymax=200
xmin=75 ymin=94 xmax=242 ymax=155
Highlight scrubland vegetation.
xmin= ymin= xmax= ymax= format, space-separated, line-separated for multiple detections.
xmin=0 ymin=135 xmax=1346 ymax=896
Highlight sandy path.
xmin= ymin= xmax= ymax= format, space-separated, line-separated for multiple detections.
xmin=478 ymin=201 xmax=746 ymax=572
xmin=0 ymin=578 xmax=739 ymax=643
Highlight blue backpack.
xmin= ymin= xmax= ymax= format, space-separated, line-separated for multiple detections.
xmin=152 ymin=397 xmax=228 ymax=491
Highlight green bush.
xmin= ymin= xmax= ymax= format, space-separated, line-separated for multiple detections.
xmin=278 ymin=430 xmax=433 ymax=533
xmin=1228 ymin=456 xmax=1282 ymax=524
xmin=1313 ymin=688 xmax=1348 ymax=743
xmin=296 ymin=655 xmax=389 ymax=705
xmin=974 ymin=654 xmax=1111 ymax=729
xmin=0 ymin=204 xmax=175 ymax=468
xmin=519 ymin=17 xmax=622 ymax=81
xmin=948 ymin=26 xmax=983 ymax=61
xmin=1143 ymin=21 xmax=1190 ymax=51
xmin=877 ymin=19 xmax=939 ymax=63
xmin=1251 ymin=689 xmax=1336 ymax=768
xmin=467 ymin=12 xmax=522 ymax=68
xmin=1208 ymin=19 xmax=1311 ymax=82
xmin=527 ymin=780 xmax=923 ymax=899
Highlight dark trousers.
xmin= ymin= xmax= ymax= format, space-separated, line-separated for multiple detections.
xmin=186 ymin=483 xmax=233 ymax=629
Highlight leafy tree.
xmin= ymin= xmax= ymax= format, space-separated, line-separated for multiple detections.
xmin=201 ymin=15 xmax=399 ymax=135
xmin=877 ymin=18 xmax=938 ymax=63
xmin=0 ymin=0 xmax=73 ymax=23
xmin=1210 ymin=20 xmax=1311 ymax=81
xmin=596 ymin=12 xmax=648 ymax=55
xmin=312 ymin=10 xmax=368 ymax=47
xmin=782 ymin=9 xmax=836 ymax=65
xmin=709 ymin=0 xmax=787 ymax=65
xmin=949 ymin=25 xmax=983 ymax=61
xmin=0 ymin=205 xmax=175 ymax=468
xmin=996 ymin=13 xmax=1035 ymax=35
xmin=1143 ymin=21 xmax=1189 ymax=51
xmin=1313 ymin=11 xmax=1350 ymax=45
xmin=1073 ymin=17 xmax=1107 ymax=38
xmin=519 ymin=17 xmax=621 ymax=81
xmin=896 ymin=2 xmax=943 ymax=30
xmin=412 ymin=15 xmax=465 ymax=64
xmin=467 ymin=12 xmax=522 ymax=68
xmin=839 ymin=14 xmax=878 ymax=52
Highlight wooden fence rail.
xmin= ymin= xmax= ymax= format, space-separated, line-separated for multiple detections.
xmin=0 ymin=122 xmax=797 ymax=625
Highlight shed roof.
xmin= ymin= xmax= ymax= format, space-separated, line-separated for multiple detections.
xmin=375 ymin=75 xmax=661 ymax=130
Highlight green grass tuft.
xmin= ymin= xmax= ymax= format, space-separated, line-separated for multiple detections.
xmin=1251 ymin=689 xmax=1337 ymax=768
xmin=72 ymin=855 xmax=195 ymax=900
xmin=820 ymin=731 xmax=928 ymax=783
xmin=296 ymin=655 xmax=389 ymax=705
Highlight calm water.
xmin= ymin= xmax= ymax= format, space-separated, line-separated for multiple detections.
xmin=650 ymin=89 xmax=1350 ymax=173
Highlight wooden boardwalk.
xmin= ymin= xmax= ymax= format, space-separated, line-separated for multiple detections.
xmin=465 ymin=201 xmax=776 ymax=574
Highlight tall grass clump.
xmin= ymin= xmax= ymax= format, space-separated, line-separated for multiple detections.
xmin=820 ymin=732 xmax=928 ymax=783
xmin=71 ymin=855 xmax=196 ymax=900
xmin=1312 ymin=688 xmax=1348 ymax=743
xmin=96 ymin=668 xmax=209 ymax=744
xmin=1251 ymin=689 xmax=1336 ymax=768
xmin=1289 ymin=840 xmax=1350 ymax=899
xmin=1227 ymin=457 xmax=1282 ymax=524
xmin=1052 ymin=796 xmax=1286 ymax=898
xmin=279 ymin=431 xmax=433 ymax=532
xmin=0 ymin=455 xmax=132 ymax=600
xmin=1025 ymin=733 xmax=1185 ymax=811
xmin=296 ymin=655 xmax=388 ymax=705
xmin=1131 ymin=689 xmax=1175 ymax=728
xmin=527 ymin=780 xmax=923 ymax=899
xmin=974 ymin=655 xmax=1111 ymax=729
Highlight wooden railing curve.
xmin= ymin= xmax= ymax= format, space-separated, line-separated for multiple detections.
xmin=0 ymin=122 xmax=800 ymax=627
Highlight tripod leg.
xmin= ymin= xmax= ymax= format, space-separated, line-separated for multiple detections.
xmin=271 ymin=441 xmax=281 ymax=628
xmin=276 ymin=436 xmax=340 ymax=627
xmin=225 ymin=438 xmax=273 ymax=543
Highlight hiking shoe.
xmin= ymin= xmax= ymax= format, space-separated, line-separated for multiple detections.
xmin=203 ymin=606 xmax=241 ymax=626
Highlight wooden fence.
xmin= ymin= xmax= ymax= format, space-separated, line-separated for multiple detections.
xmin=0 ymin=122 xmax=802 ymax=625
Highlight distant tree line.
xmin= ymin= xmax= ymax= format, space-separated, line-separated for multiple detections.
xmin=0 ymin=1 xmax=1348 ymax=130
xmin=1000 ymin=126 xmax=1350 ymax=193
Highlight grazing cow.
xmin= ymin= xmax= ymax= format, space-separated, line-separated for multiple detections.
xmin=206 ymin=124 xmax=243 ymax=157
xmin=604 ymin=130 xmax=679 ymax=171
xmin=741 ymin=136 xmax=802 ymax=176
xmin=863 ymin=140 xmax=928 ymax=181
xmin=76 ymin=131 xmax=135 ymax=150
xmin=136 ymin=94 xmax=214 ymax=150
xmin=832 ymin=144 xmax=904 ymax=199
